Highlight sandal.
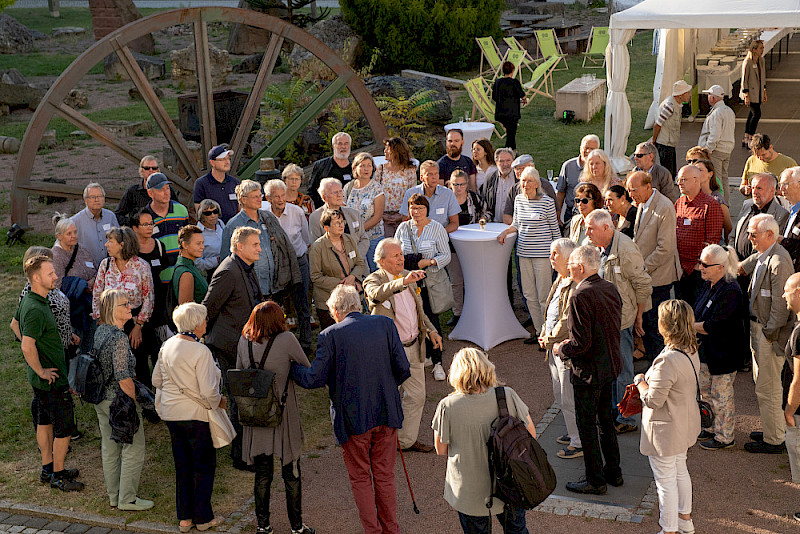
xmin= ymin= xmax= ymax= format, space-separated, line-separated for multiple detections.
xmin=197 ymin=518 xmax=221 ymax=532
xmin=179 ymin=521 xmax=194 ymax=533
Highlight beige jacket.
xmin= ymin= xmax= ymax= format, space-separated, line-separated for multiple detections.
xmin=632 ymin=189 xmax=681 ymax=287
xmin=309 ymin=205 xmax=369 ymax=260
xmin=601 ymin=230 xmax=652 ymax=330
xmin=539 ymin=275 xmax=576 ymax=349
xmin=740 ymin=55 xmax=766 ymax=101
xmin=744 ymin=243 xmax=795 ymax=352
xmin=309 ymin=233 xmax=368 ymax=311
xmin=363 ymin=268 xmax=436 ymax=362
xmin=640 ymin=348 xmax=702 ymax=457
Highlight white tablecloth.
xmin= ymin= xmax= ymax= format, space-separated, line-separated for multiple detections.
xmin=448 ymin=223 xmax=530 ymax=350
xmin=444 ymin=122 xmax=495 ymax=158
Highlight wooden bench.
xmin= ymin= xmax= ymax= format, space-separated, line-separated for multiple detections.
xmin=559 ymin=32 xmax=591 ymax=55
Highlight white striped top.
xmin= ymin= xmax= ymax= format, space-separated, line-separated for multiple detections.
xmin=395 ymin=219 xmax=451 ymax=272
xmin=512 ymin=194 xmax=560 ymax=258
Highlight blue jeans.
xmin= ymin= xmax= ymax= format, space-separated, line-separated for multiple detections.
xmin=458 ymin=506 xmax=528 ymax=534
xmin=613 ymin=326 xmax=636 ymax=425
xmin=366 ymin=236 xmax=383 ymax=272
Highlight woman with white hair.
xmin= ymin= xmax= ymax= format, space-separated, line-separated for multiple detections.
xmin=497 ymin=167 xmax=560 ymax=342
xmin=432 ymin=347 xmax=535 ymax=533
xmin=344 ymin=152 xmax=385 ymax=272
xmin=579 ymin=149 xmax=619 ymax=193
xmin=281 ymin=164 xmax=315 ymax=219
xmin=195 ymin=198 xmax=226 ymax=277
xmin=51 ymin=212 xmax=97 ymax=289
xmin=693 ymin=244 xmax=748 ymax=450
xmin=153 ymin=302 xmax=224 ymax=532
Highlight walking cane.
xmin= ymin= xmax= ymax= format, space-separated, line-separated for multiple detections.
xmin=397 ymin=437 xmax=421 ymax=514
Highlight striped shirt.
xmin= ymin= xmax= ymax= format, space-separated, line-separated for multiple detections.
xmin=395 ymin=219 xmax=451 ymax=272
xmin=146 ymin=200 xmax=189 ymax=284
xmin=654 ymin=97 xmax=675 ymax=127
xmin=512 ymin=194 xmax=560 ymax=258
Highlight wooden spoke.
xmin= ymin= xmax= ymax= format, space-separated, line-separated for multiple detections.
xmin=111 ymin=39 xmax=201 ymax=182
xmin=229 ymin=31 xmax=286 ymax=171
xmin=193 ymin=17 xmax=217 ymax=158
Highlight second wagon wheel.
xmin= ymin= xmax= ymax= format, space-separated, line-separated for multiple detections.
xmin=12 ymin=6 xmax=388 ymax=227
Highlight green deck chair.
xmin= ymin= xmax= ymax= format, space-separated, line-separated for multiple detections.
xmin=476 ymin=37 xmax=503 ymax=82
xmin=503 ymin=49 xmax=536 ymax=88
xmin=464 ymin=77 xmax=506 ymax=139
xmin=503 ymin=36 xmax=541 ymax=67
xmin=582 ymin=26 xmax=609 ymax=68
xmin=522 ymin=55 xmax=560 ymax=101
xmin=534 ymin=29 xmax=568 ymax=71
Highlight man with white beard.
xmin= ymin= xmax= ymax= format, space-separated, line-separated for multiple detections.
xmin=308 ymin=131 xmax=353 ymax=208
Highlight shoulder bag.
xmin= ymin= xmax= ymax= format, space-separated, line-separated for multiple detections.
xmin=226 ymin=337 xmax=289 ymax=428
xmin=408 ymin=228 xmax=454 ymax=315
xmin=160 ymin=349 xmax=235 ymax=448
xmin=676 ymin=349 xmax=715 ymax=428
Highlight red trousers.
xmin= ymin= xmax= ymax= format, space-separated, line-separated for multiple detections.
xmin=341 ymin=425 xmax=399 ymax=534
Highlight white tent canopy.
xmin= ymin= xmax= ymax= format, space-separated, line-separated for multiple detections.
xmin=604 ymin=0 xmax=800 ymax=172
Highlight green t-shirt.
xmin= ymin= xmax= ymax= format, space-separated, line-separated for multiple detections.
xmin=18 ymin=291 xmax=68 ymax=391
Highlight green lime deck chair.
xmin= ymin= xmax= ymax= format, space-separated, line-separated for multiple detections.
xmin=534 ymin=29 xmax=568 ymax=71
xmin=522 ymin=55 xmax=560 ymax=100
xmin=582 ymin=26 xmax=609 ymax=68
xmin=464 ymin=77 xmax=506 ymax=139
xmin=503 ymin=49 xmax=536 ymax=91
xmin=503 ymin=36 xmax=541 ymax=68
xmin=476 ymin=36 xmax=503 ymax=82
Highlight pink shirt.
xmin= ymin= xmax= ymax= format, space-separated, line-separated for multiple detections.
xmin=393 ymin=286 xmax=419 ymax=343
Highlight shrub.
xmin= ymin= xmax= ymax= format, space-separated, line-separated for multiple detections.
xmin=340 ymin=0 xmax=504 ymax=74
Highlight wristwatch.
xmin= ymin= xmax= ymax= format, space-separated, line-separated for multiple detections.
xmin=634 ymin=376 xmax=644 ymax=386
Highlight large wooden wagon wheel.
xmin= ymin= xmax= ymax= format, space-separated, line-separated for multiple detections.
xmin=12 ymin=7 xmax=388 ymax=227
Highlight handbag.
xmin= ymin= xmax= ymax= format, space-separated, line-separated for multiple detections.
xmin=408 ymin=229 xmax=454 ymax=315
xmin=617 ymin=383 xmax=643 ymax=418
xmin=676 ymin=349 xmax=715 ymax=429
xmin=160 ymin=350 xmax=235 ymax=448
xmin=226 ymin=337 xmax=289 ymax=428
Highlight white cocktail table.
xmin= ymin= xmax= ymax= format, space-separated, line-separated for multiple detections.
xmin=444 ymin=121 xmax=495 ymax=158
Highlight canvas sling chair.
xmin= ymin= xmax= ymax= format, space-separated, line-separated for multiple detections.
xmin=534 ymin=29 xmax=569 ymax=71
xmin=582 ymin=26 xmax=609 ymax=68
xmin=522 ymin=55 xmax=560 ymax=100
xmin=464 ymin=77 xmax=506 ymax=139
xmin=476 ymin=36 xmax=504 ymax=82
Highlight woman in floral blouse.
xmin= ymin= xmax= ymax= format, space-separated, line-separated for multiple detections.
xmin=283 ymin=164 xmax=315 ymax=220
xmin=344 ymin=152 xmax=385 ymax=271
xmin=375 ymin=137 xmax=418 ymax=237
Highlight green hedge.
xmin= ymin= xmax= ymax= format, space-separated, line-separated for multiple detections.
xmin=340 ymin=0 xmax=503 ymax=74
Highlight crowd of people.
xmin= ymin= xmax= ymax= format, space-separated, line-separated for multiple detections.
xmin=13 ymin=115 xmax=800 ymax=533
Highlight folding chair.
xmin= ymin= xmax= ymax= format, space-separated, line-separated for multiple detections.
xmin=522 ymin=55 xmax=560 ymax=101
xmin=475 ymin=37 xmax=504 ymax=82
xmin=464 ymin=77 xmax=506 ymax=139
xmin=503 ymin=36 xmax=541 ymax=67
xmin=534 ymin=29 xmax=568 ymax=71
xmin=503 ymin=49 xmax=535 ymax=85
xmin=582 ymin=26 xmax=609 ymax=69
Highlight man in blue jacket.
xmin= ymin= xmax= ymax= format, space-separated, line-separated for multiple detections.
xmin=292 ymin=285 xmax=410 ymax=534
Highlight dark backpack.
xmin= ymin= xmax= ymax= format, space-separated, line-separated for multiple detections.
xmin=68 ymin=336 xmax=111 ymax=404
xmin=487 ymin=387 xmax=556 ymax=510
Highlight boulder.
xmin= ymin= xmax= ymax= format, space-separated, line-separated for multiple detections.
xmin=0 ymin=135 xmax=20 ymax=153
xmin=99 ymin=120 xmax=152 ymax=137
xmin=227 ymin=0 xmax=287 ymax=55
xmin=52 ymin=26 xmax=87 ymax=37
xmin=64 ymin=89 xmax=88 ymax=109
xmin=104 ymin=51 xmax=166 ymax=81
xmin=1 ymin=68 xmax=27 ymax=86
xmin=365 ymin=75 xmax=452 ymax=125
xmin=0 ymin=81 xmax=44 ymax=110
xmin=289 ymin=15 xmax=360 ymax=79
xmin=30 ymin=29 xmax=47 ymax=40
xmin=170 ymin=44 xmax=231 ymax=89
xmin=232 ymin=52 xmax=283 ymax=74
xmin=128 ymin=85 xmax=164 ymax=100
xmin=0 ymin=14 xmax=35 ymax=54
xmin=40 ymin=129 xmax=57 ymax=149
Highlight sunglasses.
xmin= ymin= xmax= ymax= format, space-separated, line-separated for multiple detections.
xmin=203 ymin=209 xmax=220 ymax=216
xmin=575 ymin=197 xmax=591 ymax=205
xmin=698 ymin=261 xmax=720 ymax=268
xmin=633 ymin=153 xmax=649 ymax=158
xmin=141 ymin=166 xmax=159 ymax=171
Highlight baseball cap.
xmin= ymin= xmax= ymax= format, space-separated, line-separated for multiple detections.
xmin=512 ymin=154 xmax=533 ymax=168
xmin=208 ymin=144 xmax=234 ymax=161
xmin=702 ymin=85 xmax=725 ymax=98
xmin=672 ymin=80 xmax=692 ymax=97
xmin=146 ymin=172 xmax=172 ymax=190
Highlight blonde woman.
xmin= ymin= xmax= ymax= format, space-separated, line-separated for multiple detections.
xmin=578 ymin=149 xmax=618 ymax=193
xmin=634 ymin=300 xmax=701 ymax=534
xmin=740 ymin=39 xmax=766 ymax=148
xmin=432 ymin=348 xmax=535 ymax=533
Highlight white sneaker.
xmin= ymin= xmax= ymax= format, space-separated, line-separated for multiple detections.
xmin=678 ymin=518 xmax=695 ymax=534
xmin=433 ymin=363 xmax=446 ymax=381
xmin=424 ymin=357 xmax=433 ymax=367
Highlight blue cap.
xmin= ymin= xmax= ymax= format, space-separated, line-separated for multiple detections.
xmin=146 ymin=172 xmax=172 ymax=190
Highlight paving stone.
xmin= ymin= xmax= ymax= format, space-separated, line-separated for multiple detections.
xmin=38 ymin=530 xmax=52 ymax=534
xmin=63 ymin=525 xmax=90 ymax=534
xmin=599 ymin=512 xmax=616 ymax=520
xmin=631 ymin=515 xmax=644 ymax=523
xmin=44 ymin=521 xmax=71 ymax=532
xmin=23 ymin=517 xmax=49 ymax=529
xmin=568 ymin=509 xmax=584 ymax=517
xmin=5 ymin=517 xmax=29 ymax=527
xmin=0 ymin=526 xmax=10 ymax=532
xmin=23 ymin=528 xmax=39 ymax=534
xmin=553 ymin=507 xmax=568 ymax=515
xmin=84 ymin=527 xmax=110 ymax=534
xmin=585 ymin=510 xmax=601 ymax=518
xmin=108 ymin=529 xmax=128 ymax=534
xmin=9 ymin=526 xmax=25 ymax=533
xmin=615 ymin=513 xmax=632 ymax=521
xmin=0 ymin=515 xmax=10 ymax=523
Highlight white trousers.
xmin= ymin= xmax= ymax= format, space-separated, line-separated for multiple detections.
xmin=548 ymin=350 xmax=581 ymax=448
xmin=649 ymin=451 xmax=692 ymax=533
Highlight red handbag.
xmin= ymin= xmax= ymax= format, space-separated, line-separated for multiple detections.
xmin=617 ymin=383 xmax=643 ymax=417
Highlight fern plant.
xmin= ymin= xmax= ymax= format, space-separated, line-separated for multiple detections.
xmin=261 ymin=72 xmax=319 ymax=129
xmin=374 ymin=83 xmax=446 ymax=146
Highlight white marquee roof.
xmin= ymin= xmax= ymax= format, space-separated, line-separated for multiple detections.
xmin=611 ymin=0 xmax=800 ymax=29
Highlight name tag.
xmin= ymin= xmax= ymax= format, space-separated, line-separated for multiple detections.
xmin=102 ymin=223 xmax=111 ymax=231
xmin=152 ymin=226 xmax=159 ymax=234
xmin=382 ymin=300 xmax=392 ymax=310
xmin=261 ymin=224 xmax=268 ymax=231
xmin=683 ymin=219 xmax=691 ymax=226
xmin=436 ymin=207 xmax=445 ymax=215
xmin=343 ymin=174 xmax=352 ymax=181
xmin=393 ymin=177 xmax=405 ymax=183
xmin=348 ymin=250 xmax=356 ymax=259
xmin=151 ymin=259 xmax=161 ymax=267
xmin=793 ymin=226 xmax=799 ymax=235
xmin=761 ymin=289 xmax=771 ymax=297
xmin=530 ymin=212 xmax=541 ymax=220
xmin=614 ymin=266 xmax=622 ymax=274
xmin=124 ymin=282 xmax=137 ymax=292
xmin=85 ymin=261 xmax=94 ymax=268
xmin=706 ymin=300 xmax=713 ymax=308
xmin=352 ymin=221 xmax=359 ymax=228
xmin=228 ymin=193 xmax=237 ymax=200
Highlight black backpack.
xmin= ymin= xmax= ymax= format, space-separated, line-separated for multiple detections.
xmin=68 ymin=338 xmax=111 ymax=404
xmin=487 ymin=387 xmax=556 ymax=510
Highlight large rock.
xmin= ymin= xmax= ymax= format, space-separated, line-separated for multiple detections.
xmin=232 ymin=52 xmax=283 ymax=74
xmin=64 ymin=89 xmax=89 ymax=109
xmin=52 ymin=26 xmax=87 ymax=37
xmin=289 ymin=15 xmax=360 ymax=80
xmin=1 ymin=68 xmax=26 ymax=85
xmin=227 ymin=0 xmax=287 ymax=55
xmin=365 ymin=75 xmax=452 ymax=125
xmin=128 ymin=85 xmax=164 ymax=100
xmin=170 ymin=44 xmax=231 ymax=89
xmin=0 ymin=81 xmax=44 ymax=110
xmin=104 ymin=51 xmax=166 ymax=81
xmin=0 ymin=14 xmax=35 ymax=54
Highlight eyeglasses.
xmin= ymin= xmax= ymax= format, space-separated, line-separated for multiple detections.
xmin=747 ymin=230 xmax=763 ymax=236
xmin=698 ymin=261 xmax=720 ymax=268
xmin=633 ymin=153 xmax=649 ymax=158
xmin=117 ymin=302 xmax=132 ymax=308
xmin=138 ymin=222 xmax=155 ymax=227
xmin=86 ymin=195 xmax=105 ymax=201
xmin=141 ymin=166 xmax=159 ymax=171
xmin=452 ymin=183 xmax=468 ymax=187
xmin=203 ymin=209 xmax=220 ymax=216
xmin=575 ymin=197 xmax=591 ymax=205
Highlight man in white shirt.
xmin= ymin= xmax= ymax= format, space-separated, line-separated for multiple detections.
xmin=264 ymin=179 xmax=312 ymax=353
xmin=652 ymin=80 xmax=692 ymax=179
xmin=699 ymin=85 xmax=736 ymax=203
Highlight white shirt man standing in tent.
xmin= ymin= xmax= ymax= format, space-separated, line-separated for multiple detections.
xmin=699 ymin=84 xmax=736 ymax=203
xmin=652 ymin=80 xmax=692 ymax=179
